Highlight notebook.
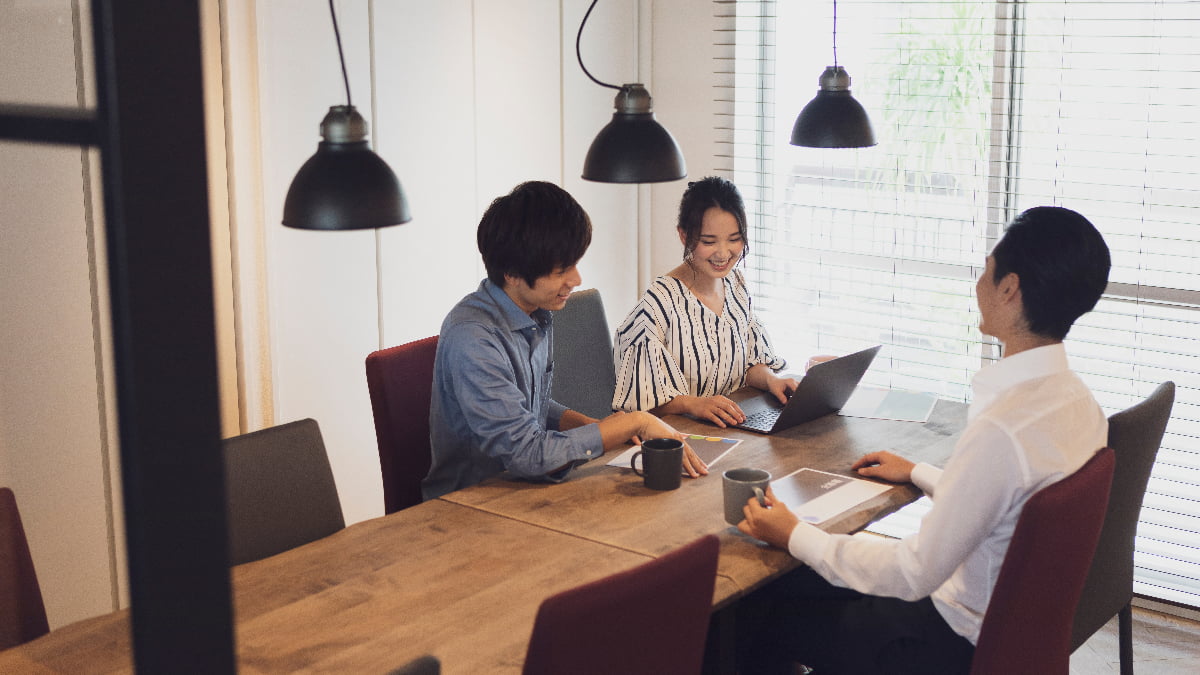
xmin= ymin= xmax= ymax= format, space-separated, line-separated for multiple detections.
xmin=733 ymin=345 xmax=882 ymax=434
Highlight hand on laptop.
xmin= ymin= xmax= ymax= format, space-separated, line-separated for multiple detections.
xmin=677 ymin=394 xmax=746 ymax=428
xmin=747 ymin=364 xmax=798 ymax=405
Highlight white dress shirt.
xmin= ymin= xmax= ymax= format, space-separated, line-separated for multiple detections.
xmin=786 ymin=343 xmax=1107 ymax=643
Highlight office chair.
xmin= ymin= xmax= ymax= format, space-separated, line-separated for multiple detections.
xmin=551 ymin=288 xmax=617 ymax=419
xmin=1 ymin=487 xmax=50 ymax=649
xmin=390 ymin=654 xmax=440 ymax=675
xmin=969 ymin=447 xmax=1115 ymax=675
xmin=1070 ymin=381 xmax=1175 ymax=675
xmin=366 ymin=335 xmax=439 ymax=513
xmin=223 ymin=418 xmax=346 ymax=565
xmin=523 ymin=534 xmax=719 ymax=675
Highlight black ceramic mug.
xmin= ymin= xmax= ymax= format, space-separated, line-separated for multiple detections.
xmin=631 ymin=438 xmax=684 ymax=491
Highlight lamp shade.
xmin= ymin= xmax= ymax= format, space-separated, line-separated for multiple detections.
xmin=790 ymin=66 xmax=876 ymax=149
xmin=282 ymin=105 xmax=412 ymax=230
xmin=582 ymin=84 xmax=686 ymax=184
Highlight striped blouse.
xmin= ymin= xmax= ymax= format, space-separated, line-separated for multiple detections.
xmin=611 ymin=269 xmax=786 ymax=412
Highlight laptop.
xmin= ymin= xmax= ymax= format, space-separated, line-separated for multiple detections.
xmin=733 ymin=345 xmax=882 ymax=434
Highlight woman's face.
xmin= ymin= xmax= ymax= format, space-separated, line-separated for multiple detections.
xmin=681 ymin=207 xmax=745 ymax=281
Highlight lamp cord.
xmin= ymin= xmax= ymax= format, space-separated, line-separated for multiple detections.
xmin=832 ymin=0 xmax=839 ymax=68
xmin=329 ymin=0 xmax=353 ymax=107
xmin=576 ymin=0 xmax=621 ymax=91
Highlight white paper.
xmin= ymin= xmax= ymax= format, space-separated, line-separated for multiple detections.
xmin=771 ymin=468 xmax=892 ymax=525
xmin=839 ymin=386 xmax=938 ymax=423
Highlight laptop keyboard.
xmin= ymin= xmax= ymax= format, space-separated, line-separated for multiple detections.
xmin=740 ymin=407 xmax=782 ymax=433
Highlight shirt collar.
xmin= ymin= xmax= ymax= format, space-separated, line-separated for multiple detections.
xmin=481 ymin=279 xmax=550 ymax=333
xmin=969 ymin=343 xmax=1070 ymax=419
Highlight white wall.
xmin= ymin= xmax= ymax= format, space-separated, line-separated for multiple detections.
xmin=247 ymin=0 xmax=648 ymax=526
xmin=0 ymin=0 xmax=719 ymax=628
xmin=0 ymin=1 xmax=119 ymax=628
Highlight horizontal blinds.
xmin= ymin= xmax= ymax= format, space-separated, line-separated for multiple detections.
xmin=719 ymin=0 xmax=1200 ymax=608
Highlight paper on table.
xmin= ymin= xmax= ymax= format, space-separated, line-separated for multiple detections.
xmin=769 ymin=468 xmax=892 ymax=525
xmin=607 ymin=434 xmax=742 ymax=472
xmin=839 ymin=386 xmax=938 ymax=423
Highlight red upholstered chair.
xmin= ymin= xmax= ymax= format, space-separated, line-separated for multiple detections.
xmin=1 ymin=487 xmax=50 ymax=650
xmin=366 ymin=335 xmax=439 ymax=514
xmin=969 ymin=447 xmax=1115 ymax=675
xmin=522 ymin=534 xmax=720 ymax=675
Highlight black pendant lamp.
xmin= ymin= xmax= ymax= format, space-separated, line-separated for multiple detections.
xmin=577 ymin=0 xmax=686 ymax=183
xmin=791 ymin=0 xmax=876 ymax=149
xmin=282 ymin=0 xmax=411 ymax=230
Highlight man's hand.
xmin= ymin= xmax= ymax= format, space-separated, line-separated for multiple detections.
xmin=640 ymin=413 xmax=709 ymax=478
xmin=737 ymin=487 xmax=799 ymax=549
xmin=852 ymin=450 xmax=915 ymax=483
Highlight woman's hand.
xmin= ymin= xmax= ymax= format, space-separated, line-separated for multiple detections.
xmin=746 ymin=364 xmax=798 ymax=405
xmin=679 ymin=394 xmax=746 ymax=428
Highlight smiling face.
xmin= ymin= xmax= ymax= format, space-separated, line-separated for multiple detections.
xmin=504 ymin=264 xmax=582 ymax=314
xmin=680 ymin=207 xmax=745 ymax=282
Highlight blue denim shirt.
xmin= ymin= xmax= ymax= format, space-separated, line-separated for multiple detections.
xmin=421 ymin=280 xmax=604 ymax=500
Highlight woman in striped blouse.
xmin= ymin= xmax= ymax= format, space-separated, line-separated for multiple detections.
xmin=611 ymin=177 xmax=797 ymax=428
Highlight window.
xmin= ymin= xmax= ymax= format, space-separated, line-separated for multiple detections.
xmin=719 ymin=0 xmax=1200 ymax=608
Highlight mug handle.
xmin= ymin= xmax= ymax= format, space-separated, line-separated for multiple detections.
xmin=630 ymin=450 xmax=645 ymax=477
xmin=752 ymin=486 xmax=767 ymax=507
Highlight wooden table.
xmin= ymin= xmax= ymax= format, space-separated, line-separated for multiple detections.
xmin=0 ymin=399 xmax=966 ymax=674
xmin=1 ymin=501 xmax=660 ymax=674
xmin=443 ymin=398 xmax=966 ymax=606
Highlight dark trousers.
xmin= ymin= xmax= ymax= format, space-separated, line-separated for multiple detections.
xmin=733 ymin=566 xmax=975 ymax=675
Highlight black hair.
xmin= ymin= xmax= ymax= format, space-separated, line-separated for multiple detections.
xmin=990 ymin=206 xmax=1111 ymax=340
xmin=477 ymin=181 xmax=592 ymax=288
xmin=677 ymin=176 xmax=750 ymax=260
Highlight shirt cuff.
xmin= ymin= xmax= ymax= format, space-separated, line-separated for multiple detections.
xmin=786 ymin=521 xmax=830 ymax=564
xmin=564 ymin=422 xmax=604 ymax=463
xmin=910 ymin=462 xmax=942 ymax=495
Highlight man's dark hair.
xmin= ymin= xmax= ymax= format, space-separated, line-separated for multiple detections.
xmin=677 ymin=176 xmax=750 ymax=260
xmin=990 ymin=206 xmax=1110 ymax=340
xmin=477 ymin=181 xmax=592 ymax=287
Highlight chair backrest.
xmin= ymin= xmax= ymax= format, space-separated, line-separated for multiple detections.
xmin=223 ymin=418 xmax=346 ymax=566
xmin=366 ymin=335 xmax=439 ymax=513
xmin=1070 ymin=381 xmax=1175 ymax=650
xmin=0 ymin=487 xmax=50 ymax=650
xmin=551 ymin=288 xmax=616 ymax=420
xmin=522 ymin=534 xmax=719 ymax=675
xmin=389 ymin=654 xmax=440 ymax=675
xmin=970 ymin=447 xmax=1115 ymax=675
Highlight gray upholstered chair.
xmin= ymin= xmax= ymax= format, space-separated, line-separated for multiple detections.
xmin=223 ymin=418 xmax=346 ymax=565
xmin=1070 ymin=381 xmax=1175 ymax=675
xmin=0 ymin=487 xmax=49 ymax=650
xmin=390 ymin=654 xmax=440 ymax=675
xmin=551 ymin=288 xmax=617 ymax=420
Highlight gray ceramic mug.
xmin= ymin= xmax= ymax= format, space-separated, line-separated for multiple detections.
xmin=631 ymin=438 xmax=684 ymax=491
xmin=723 ymin=467 xmax=771 ymax=525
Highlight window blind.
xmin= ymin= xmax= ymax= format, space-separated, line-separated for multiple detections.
xmin=716 ymin=0 xmax=1200 ymax=609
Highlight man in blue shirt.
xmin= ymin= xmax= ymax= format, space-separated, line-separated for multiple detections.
xmin=422 ymin=181 xmax=708 ymax=500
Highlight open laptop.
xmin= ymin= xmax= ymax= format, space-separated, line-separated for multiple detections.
xmin=733 ymin=345 xmax=881 ymax=434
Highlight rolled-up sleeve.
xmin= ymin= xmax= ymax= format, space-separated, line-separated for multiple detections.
xmin=612 ymin=305 xmax=689 ymax=412
xmin=444 ymin=324 xmax=601 ymax=480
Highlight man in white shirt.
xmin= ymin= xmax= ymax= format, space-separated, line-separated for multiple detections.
xmin=734 ymin=206 xmax=1112 ymax=674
